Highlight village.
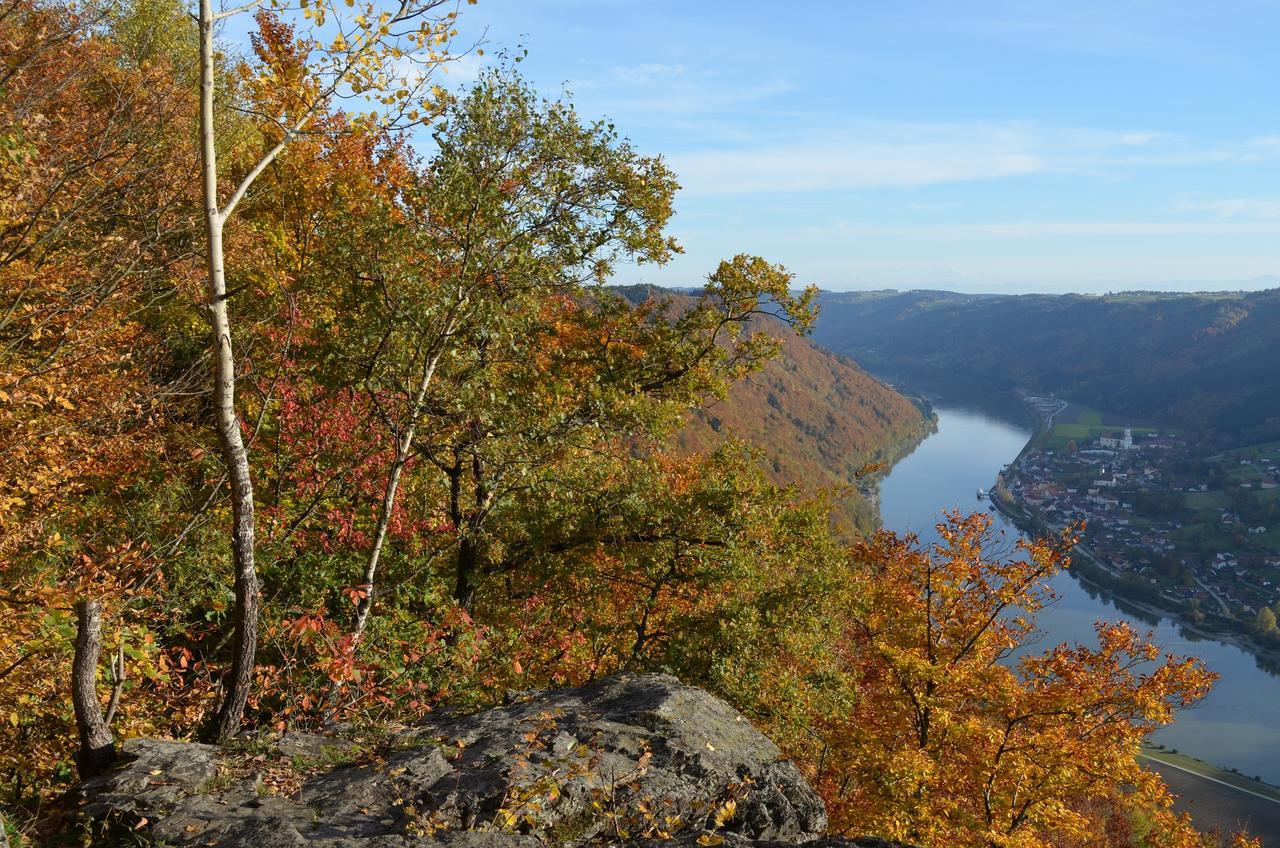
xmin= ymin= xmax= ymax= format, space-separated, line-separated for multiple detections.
xmin=996 ymin=397 xmax=1280 ymax=635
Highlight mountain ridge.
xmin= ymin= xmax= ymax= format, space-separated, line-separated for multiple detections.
xmin=810 ymin=287 xmax=1280 ymax=448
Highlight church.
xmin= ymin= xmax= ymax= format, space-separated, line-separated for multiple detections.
xmin=1100 ymin=427 xmax=1134 ymax=451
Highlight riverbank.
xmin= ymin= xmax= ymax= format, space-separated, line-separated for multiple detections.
xmin=1142 ymin=746 xmax=1280 ymax=847
xmin=859 ymin=406 xmax=939 ymax=527
xmin=873 ymin=399 xmax=1280 ymax=834
xmin=988 ymin=403 xmax=1280 ymax=674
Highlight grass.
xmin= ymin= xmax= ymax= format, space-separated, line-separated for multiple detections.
xmin=1046 ymin=403 xmax=1160 ymax=444
xmin=1185 ymin=491 xmax=1230 ymax=510
xmin=1226 ymin=441 xmax=1280 ymax=461
xmin=1226 ymin=465 xmax=1264 ymax=483
xmin=1051 ymin=422 xmax=1158 ymax=442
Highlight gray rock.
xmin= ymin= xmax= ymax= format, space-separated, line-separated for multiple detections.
xmin=72 ymin=738 xmax=220 ymax=822
xmin=72 ymin=673 xmax=911 ymax=848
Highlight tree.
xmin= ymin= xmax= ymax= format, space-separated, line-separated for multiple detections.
xmin=194 ymin=0 xmax=469 ymax=740
xmin=1254 ymin=606 xmax=1278 ymax=640
xmin=1 ymin=0 xmax=203 ymax=809
xmin=316 ymin=69 xmax=814 ymax=635
xmin=728 ymin=513 xmax=1221 ymax=848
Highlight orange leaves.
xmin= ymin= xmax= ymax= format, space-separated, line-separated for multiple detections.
xmin=740 ymin=512 xmax=1220 ymax=848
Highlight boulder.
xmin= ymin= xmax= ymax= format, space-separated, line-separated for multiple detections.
xmin=71 ymin=673 xmax=910 ymax=848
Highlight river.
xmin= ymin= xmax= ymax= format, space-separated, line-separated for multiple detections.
xmin=877 ymin=403 xmax=1280 ymax=786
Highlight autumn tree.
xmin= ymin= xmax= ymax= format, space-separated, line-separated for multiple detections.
xmin=307 ymin=69 xmax=814 ymax=637
xmin=1253 ymin=605 xmax=1278 ymax=640
xmin=401 ymin=259 xmax=815 ymax=620
xmin=194 ymin=0 xmax=471 ymax=740
xmin=0 ymin=0 xmax=205 ymax=808
xmin=721 ymin=513 xmax=1222 ymax=848
xmin=482 ymin=440 xmax=841 ymax=686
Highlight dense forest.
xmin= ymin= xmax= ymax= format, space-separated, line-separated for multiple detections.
xmin=0 ymin=0 xmax=1252 ymax=845
xmin=812 ymin=289 xmax=1280 ymax=447
xmin=616 ymin=289 xmax=929 ymax=533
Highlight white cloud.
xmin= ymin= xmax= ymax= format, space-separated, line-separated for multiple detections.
xmin=821 ymin=219 xmax=1280 ymax=238
xmin=666 ymin=121 xmax=1166 ymax=195
xmin=661 ymin=120 xmax=1280 ymax=196
xmin=1177 ymin=197 xmax=1280 ymax=219
xmin=670 ymin=144 xmax=1043 ymax=195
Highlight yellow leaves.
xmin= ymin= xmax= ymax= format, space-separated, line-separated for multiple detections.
xmin=710 ymin=798 xmax=736 ymax=828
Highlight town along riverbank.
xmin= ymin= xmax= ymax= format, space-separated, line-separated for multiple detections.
xmin=875 ymin=401 xmax=1280 ymax=795
xmin=990 ymin=396 xmax=1280 ymax=674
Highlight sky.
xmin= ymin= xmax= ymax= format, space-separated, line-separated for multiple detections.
xmin=433 ymin=0 xmax=1280 ymax=294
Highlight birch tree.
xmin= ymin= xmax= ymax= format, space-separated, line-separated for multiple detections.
xmin=196 ymin=0 xmax=470 ymax=741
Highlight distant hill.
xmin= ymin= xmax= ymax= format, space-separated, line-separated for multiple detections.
xmin=811 ymin=288 xmax=1280 ymax=448
xmin=617 ymin=286 xmax=930 ymax=532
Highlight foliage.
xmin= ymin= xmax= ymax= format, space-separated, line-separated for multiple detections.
xmin=717 ymin=513 xmax=1233 ymax=848
xmin=0 ymin=1 xmax=1247 ymax=845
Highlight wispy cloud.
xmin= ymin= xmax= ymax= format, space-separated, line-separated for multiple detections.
xmin=830 ymin=220 xmax=1280 ymax=238
xmin=1179 ymin=196 xmax=1280 ymax=219
xmin=663 ymin=121 xmax=1280 ymax=196
xmin=666 ymin=122 xmax=1156 ymax=195
xmin=610 ymin=63 xmax=688 ymax=84
xmin=669 ymin=143 xmax=1042 ymax=195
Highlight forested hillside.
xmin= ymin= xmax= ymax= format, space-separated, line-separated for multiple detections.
xmin=0 ymin=1 xmax=1245 ymax=845
xmin=619 ymin=288 xmax=928 ymax=532
xmin=813 ymin=289 xmax=1280 ymax=446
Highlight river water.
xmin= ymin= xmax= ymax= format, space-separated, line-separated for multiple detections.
xmin=877 ymin=403 xmax=1280 ymax=785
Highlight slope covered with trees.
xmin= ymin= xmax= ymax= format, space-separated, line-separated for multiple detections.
xmin=812 ymin=289 xmax=1280 ymax=447
xmin=0 ymin=1 xmax=1251 ymax=846
xmin=618 ymin=288 xmax=929 ymax=533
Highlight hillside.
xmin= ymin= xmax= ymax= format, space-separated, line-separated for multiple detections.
xmin=619 ymin=287 xmax=929 ymax=532
xmin=811 ymin=288 xmax=1280 ymax=448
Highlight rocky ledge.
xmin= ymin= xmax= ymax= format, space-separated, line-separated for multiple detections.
xmin=71 ymin=673 xmax=908 ymax=848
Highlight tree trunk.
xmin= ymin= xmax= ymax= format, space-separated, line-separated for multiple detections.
xmin=454 ymin=535 xmax=478 ymax=611
xmin=71 ymin=600 xmax=115 ymax=778
xmin=453 ymin=454 xmax=490 ymax=612
xmin=350 ymin=351 xmax=444 ymax=644
xmin=200 ymin=0 xmax=259 ymax=743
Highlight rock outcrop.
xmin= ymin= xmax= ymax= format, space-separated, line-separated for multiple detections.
xmin=72 ymin=673 xmax=908 ymax=848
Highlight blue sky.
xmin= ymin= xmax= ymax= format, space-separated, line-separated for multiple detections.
xmin=439 ymin=1 xmax=1280 ymax=293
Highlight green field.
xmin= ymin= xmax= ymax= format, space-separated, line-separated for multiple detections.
xmin=1185 ymin=490 xmax=1231 ymax=510
xmin=1210 ymin=441 xmax=1280 ymax=463
xmin=1041 ymin=402 xmax=1164 ymax=450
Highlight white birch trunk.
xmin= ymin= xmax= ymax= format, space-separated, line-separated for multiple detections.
xmin=200 ymin=0 xmax=259 ymax=742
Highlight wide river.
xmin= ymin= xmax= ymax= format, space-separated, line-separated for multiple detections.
xmin=877 ymin=403 xmax=1280 ymax=785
